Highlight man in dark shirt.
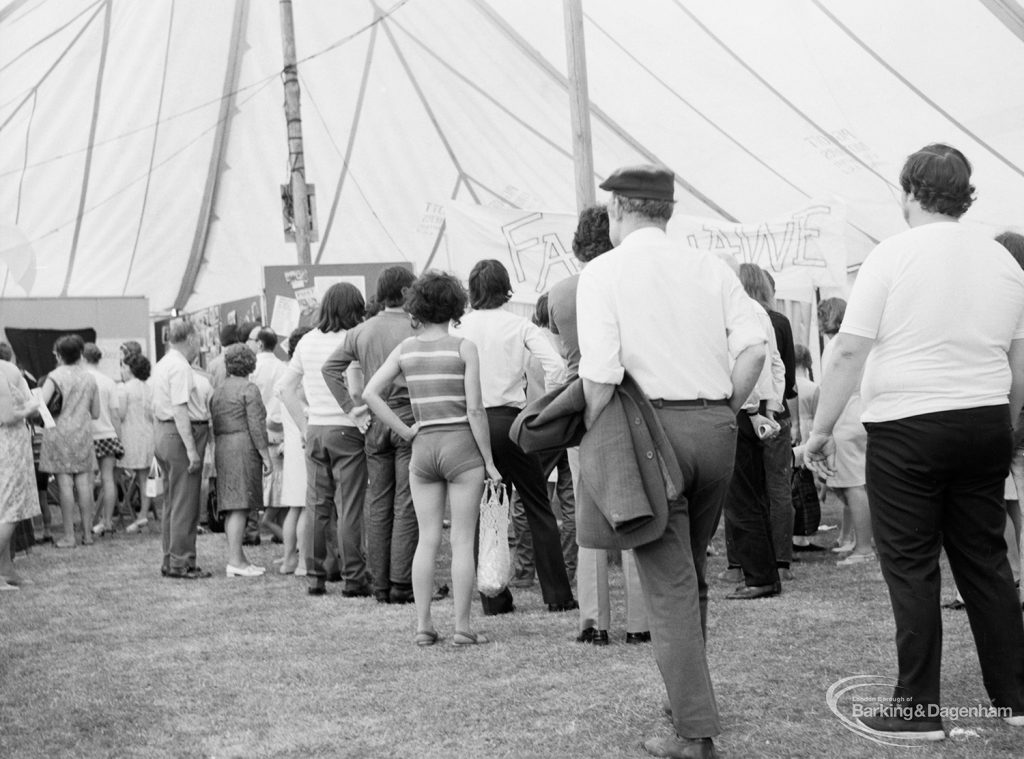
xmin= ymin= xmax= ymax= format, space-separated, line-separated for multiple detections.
xmin=322 ymin=266 xmax=418 ymax=604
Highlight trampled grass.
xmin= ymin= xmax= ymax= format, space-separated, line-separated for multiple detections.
xmin=2 ymin=505 xmax=1022 ymax=758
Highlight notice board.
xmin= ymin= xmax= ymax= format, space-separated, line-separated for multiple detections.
xmin=263 ymin=262 xmax=410 ymax=338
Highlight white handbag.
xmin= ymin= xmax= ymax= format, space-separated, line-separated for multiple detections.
xmin=476 ymin=480 xmax=512 ymax=597
xmin=144 ymin=460 xmax=164 ymax=499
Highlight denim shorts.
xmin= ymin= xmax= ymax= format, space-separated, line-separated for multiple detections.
xmin=410 ymin=426 xmax=483 ymax=482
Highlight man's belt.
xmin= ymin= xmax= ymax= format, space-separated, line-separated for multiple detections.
xmin=647 ymin=398 xmax=729 ymax=408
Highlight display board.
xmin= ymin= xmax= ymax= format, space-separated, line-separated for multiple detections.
xmin=263 ymin=263 xmax=411 ymax=338
xmin=0 ymin=297 xmax=149 ymax=381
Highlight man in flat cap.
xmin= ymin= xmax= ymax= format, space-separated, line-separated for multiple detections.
xmin=576 ymin=164 xmax=766 ymax=759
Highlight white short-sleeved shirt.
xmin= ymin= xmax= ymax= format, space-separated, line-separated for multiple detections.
xmin=284 ymin=328 xmax=359 ymax=427
xmin=841 ymin=222 xmax=1024 ymax=423
xmin=151 ymin=349 xmax=208 ymax=422
xmin=451 ymin=307 xmax=566 ymax=409
xmin=577 ymin=227 xmax=765 ymax=400
xmin=86 ymin=367 xmax=120 ymax=440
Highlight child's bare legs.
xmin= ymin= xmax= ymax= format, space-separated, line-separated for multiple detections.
xmin=410 ymin=474 xmax=445 ymax=634
xmin=835 ymin=485 xmax=873 ymax=557
xmin=95 ymin=455 xmax=117 ymax=531
xmin=447 ymin=467 xmax=485 ymax=635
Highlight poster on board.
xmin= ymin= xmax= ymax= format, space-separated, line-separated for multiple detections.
xmin=263 ymin=263 xmax=411 ymax=337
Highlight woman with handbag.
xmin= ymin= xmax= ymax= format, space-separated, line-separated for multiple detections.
xmin=118 ymin=353 xmax=157 ymax=533
xmin=210 ymin=344 xmax=272 ymax=577
xmin=363 ymin=271 xmax=501 ymax=647
xmin=39 ymin=335 xmax=100 ymax=548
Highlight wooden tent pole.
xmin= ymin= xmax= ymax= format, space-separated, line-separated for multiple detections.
xmin=280 ymin=0 xmax=312 ymax=265
xmin=562 ymin=0 xmax=595 ymax=212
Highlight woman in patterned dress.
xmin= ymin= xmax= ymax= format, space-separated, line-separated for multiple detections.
xmin=39 ymin=335 xmax=100 ymax=548
xmin=0 ymin=357 xmax=42 ymax=589
xmin=118 ymin=353 xmax=156 ymax=533
xmin=210 ymin=344 xmax=271 ymax=577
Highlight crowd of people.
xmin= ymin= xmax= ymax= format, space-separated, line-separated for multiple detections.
xmin=3 ymin=143 xmax=1024 ymax=757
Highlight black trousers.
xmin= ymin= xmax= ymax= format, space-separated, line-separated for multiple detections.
xmin=866 ymin=405 xmax=1024 ymax=714
xmin=479 ymin=407 xmax=574 ymax=612
xmin=723 ymin=413 xmax=779 ymax=587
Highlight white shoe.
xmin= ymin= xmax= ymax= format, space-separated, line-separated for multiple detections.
xmin=831 ymin=541 xmax=855 ymax=554
xmin=1005 ymin=715 xmax=1024 ymax=727
xmin=294 ymin=566 xmax=308 ymax=577
xmin=0 ymin=582 xmax=18 ymax=592
xmin=125 ymin=519 xmax=148 ymax=534
xmin=226 ymin=564 xmax=266 ymax=577
xmin=836 ymin=552 xmax=876 ymax=567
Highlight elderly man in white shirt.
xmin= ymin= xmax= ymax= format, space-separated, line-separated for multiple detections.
xmin=453 ymin=259 xmax=577 ymax=615
xmin=577 ymin=165 xmax=765 ymax=759
xmin=151 ymin=319 xmax=212 ymax=580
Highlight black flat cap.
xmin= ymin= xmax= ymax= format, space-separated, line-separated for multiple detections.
xmin=599 ymin=164 xmax=675 ymax=201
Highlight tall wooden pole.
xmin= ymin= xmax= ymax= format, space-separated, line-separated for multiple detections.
xmin=280 ymin=0 xmax=312 ymax=265
xmin=563 ymin=0 xmax=595 ymax=212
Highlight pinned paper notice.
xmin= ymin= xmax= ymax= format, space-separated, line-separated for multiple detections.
xmin=270 ymin=296 xmax=300 ymax=336
xmin=314 ymin=275 xmax=366 ymax=301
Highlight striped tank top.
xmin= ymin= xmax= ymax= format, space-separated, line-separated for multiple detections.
xmin=399 ymin=335 xmax=469 ymax=429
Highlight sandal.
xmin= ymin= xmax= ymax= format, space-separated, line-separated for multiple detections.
xmin=451 ymin=630 xmax=490 ymax=647
xmin=414 ymin=630 xmax=440 ymax=647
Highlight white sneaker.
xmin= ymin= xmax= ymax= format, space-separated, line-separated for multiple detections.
xmin=226 ymin=564 xmax=266 ymax=577
xmin=1005 ymin=715 xmax=1024 ymax=727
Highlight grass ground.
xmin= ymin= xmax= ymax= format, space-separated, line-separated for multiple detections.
xmin=2 ymin=495 xmax=1022 ymax=759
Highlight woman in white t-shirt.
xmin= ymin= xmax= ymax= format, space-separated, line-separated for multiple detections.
xmin=279 ymin=284 xmax=369 ymax=596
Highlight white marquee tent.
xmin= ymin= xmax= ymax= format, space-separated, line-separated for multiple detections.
xmin=2 ymin=0 xmax=1023 ymax=314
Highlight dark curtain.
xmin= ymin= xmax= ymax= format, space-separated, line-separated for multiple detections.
xmin=4 ymin=327 xmax=97 ymax=381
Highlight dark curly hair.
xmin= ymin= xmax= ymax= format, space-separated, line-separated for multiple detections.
xmin=817 ymin=297 xmax=847 ymax=337
xmin=997 ymin=231 xmax=1024 ymax=272
xmin=125 ymin=352 xmax=151 ymax=381
xmin=572 ymin=205 xmax=613 ymax=263
xmin=899 ymin=144 xmax=975 ymax=218
xmin=405 ymin=270 xmax=468 ymax=327
xmin=468 ymin=259 xmax=512 ymax=310
xmin=223 ymin=343 xmax=257 ymax=377
xmin=286 ymin=326 xmax=313 ymax=359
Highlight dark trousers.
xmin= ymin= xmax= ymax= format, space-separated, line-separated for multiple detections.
xmin=479 ymin=407 xmax=573 ymax=612
xmin=724 ymin=413 xmax=779 ymax=587
xmin=763 ymin=415 xmax=794 ymax=565
xmin=305 ymin=425 xmax=368 ymax=590
xmin=511 ymin=449 xmax=577 ymax=580
xmin=155 ymin=421 xmax=209 ymax=573
xmin=866 ymin=405 xmax=1024 ymax=714
xmin=633 ymin=404 xmax=736 ymax=738
xmin=364 ymin=403 xmax=417 ymax=594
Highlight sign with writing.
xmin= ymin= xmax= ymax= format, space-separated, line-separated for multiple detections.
xmin=445 ymin=200 xmax=847 ymax=304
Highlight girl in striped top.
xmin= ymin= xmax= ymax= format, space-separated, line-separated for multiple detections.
xmin=363 ymin=271 xmax=500 ymax=647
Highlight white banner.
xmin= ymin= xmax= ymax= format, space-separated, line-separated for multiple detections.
xmin=444 ymin=200 xmax=848 ymax=304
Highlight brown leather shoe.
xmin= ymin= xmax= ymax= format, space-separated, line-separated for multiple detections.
xmin=643 ymin=735 xmax=717 ymax=758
